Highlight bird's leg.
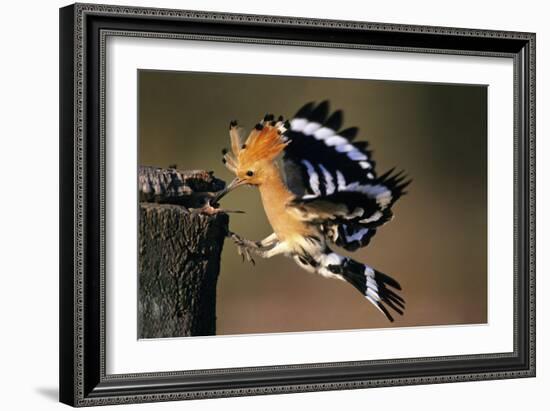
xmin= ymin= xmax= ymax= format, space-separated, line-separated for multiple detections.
xmin=229 ymin=232 xmax=278 ymax=250
xmin=228 ymin=232 xmax=281 ymax=264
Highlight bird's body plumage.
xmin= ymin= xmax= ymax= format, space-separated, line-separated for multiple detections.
xmin=217 ymin=102 xmax=410 ymax=322
xmin=257 ymin=163 xmax=312 ymax=244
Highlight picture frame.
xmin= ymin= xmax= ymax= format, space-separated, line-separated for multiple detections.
xmin=59 ymin=2 xmax=535 ymax=407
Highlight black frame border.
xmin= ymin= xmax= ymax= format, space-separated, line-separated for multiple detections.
xmin=60 ymin=3 xmax=535 ymax=407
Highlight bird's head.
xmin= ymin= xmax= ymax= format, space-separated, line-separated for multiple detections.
xmin=213 ymin=115 xmax=289 ymax=202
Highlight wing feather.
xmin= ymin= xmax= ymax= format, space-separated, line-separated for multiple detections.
xmin=283 ymin=101 xmax=378 ymax=198
xmin=283 ymin=102 xmax=410 ymax=251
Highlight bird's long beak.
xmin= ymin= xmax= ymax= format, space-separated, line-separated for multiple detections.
xmin=210 ymin=177 xmax=247 ymax=204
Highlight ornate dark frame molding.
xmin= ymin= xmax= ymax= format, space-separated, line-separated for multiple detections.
xmin=59 ymin=3 xmax=535 ymax=407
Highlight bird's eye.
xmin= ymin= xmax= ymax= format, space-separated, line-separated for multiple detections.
xmin=246 ymin=170 xmax=254 ymax=177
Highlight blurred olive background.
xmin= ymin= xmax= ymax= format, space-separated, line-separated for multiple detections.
xmin=138 ymin=69 xmax=487 ymax=335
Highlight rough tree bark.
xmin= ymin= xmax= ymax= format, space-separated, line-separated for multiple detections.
xmin=138 ymin=166 xmax=228 ymax=338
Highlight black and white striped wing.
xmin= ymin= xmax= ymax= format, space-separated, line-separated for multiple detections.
xmin=283 ymin=101 xmax=410 ymax=251
xmin=283 ymin=101 xmax=377 ymax=197
xmin=289 ymin=171 xmax=409 ymax=250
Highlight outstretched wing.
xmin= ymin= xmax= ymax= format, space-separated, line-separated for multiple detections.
xmin=283 ymin=101 xmax=410 ymax=251
xmin=283 ymin=101 xmax=376 ymax=197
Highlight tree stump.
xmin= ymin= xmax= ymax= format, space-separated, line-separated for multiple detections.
xmin=137 ymin=166 xmax=228 ymax=338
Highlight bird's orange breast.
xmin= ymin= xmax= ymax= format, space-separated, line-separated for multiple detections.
xmin=257 ymin=164 xmax=316 ymax=244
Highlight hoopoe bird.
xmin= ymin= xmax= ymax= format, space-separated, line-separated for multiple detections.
xmin=211 ymin=101 xmax=410 ymax=322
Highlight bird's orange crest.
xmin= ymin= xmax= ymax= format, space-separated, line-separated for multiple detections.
xmin=222 ymin=115 xmax=289 ymax=175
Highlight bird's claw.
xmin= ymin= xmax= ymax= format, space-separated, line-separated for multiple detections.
xmin=229 ymin=232 xmax=256 ymax=265
xmin=236 ymin=244 xmax=256 ymax=265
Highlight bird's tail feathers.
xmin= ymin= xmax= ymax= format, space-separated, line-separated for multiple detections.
xmin=318 ymin=250 xmax=404 ymax=322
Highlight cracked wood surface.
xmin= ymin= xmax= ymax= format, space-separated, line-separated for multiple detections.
xmin=138 ymin=166 xmax=228 ymax=338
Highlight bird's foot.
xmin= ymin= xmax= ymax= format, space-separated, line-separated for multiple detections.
xmin=228 ymin=231 xmax=257 ymax=265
